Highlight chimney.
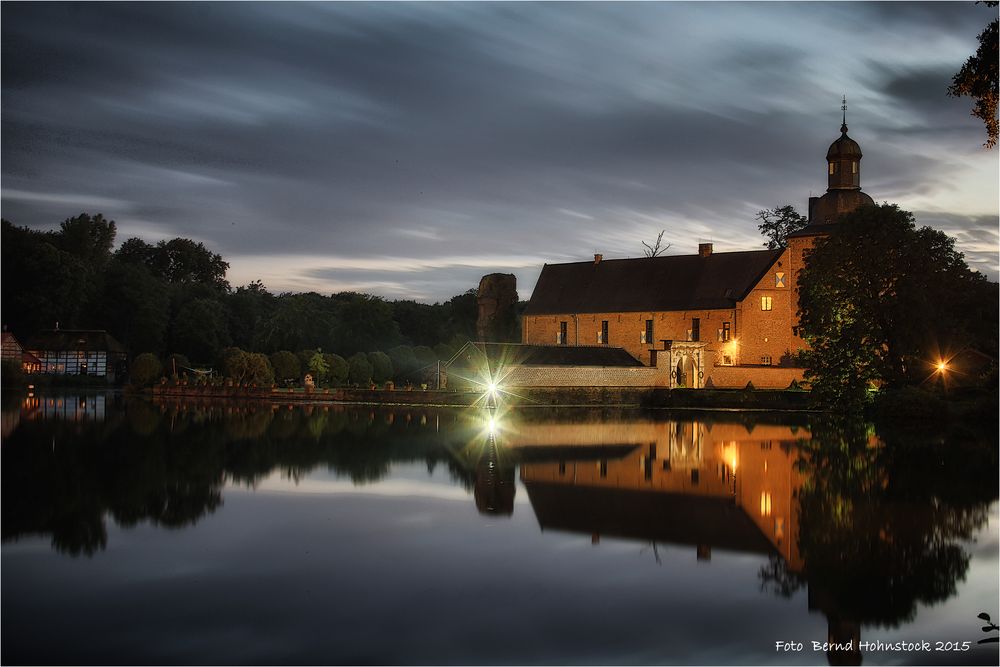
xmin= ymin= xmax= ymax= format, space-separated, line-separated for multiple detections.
xmin=594 ymin=253 xmax=603 ymax=264
xmin=698 ymin=243 xmax=713 ymax=257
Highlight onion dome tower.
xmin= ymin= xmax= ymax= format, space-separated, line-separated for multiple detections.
xmin=807 ymin=97 xmax=875 ymax=224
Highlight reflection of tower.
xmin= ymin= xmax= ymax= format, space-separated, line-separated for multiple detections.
xmin=474 ymin=432 xmax=515 ymax=515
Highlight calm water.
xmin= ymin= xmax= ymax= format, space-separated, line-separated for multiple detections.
xmin=2 ymin=393 xmax=998 ymax=665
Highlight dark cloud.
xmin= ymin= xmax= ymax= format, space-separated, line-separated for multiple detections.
xmin=3 ymin=2 xmax=996 ymax=299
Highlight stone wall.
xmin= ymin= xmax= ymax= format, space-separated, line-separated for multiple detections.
xmin=502 ymin=364 xmax=668 ymax=388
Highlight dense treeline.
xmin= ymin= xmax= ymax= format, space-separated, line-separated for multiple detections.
xmin=2 ymin=214 xmax=489 ymax=381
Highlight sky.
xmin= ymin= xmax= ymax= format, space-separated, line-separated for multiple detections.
xmin=2 ymin=1 xmax=998 ymax=303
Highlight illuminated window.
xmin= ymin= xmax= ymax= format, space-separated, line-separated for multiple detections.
xmin=852 ymin=162 xmax=858 ymax=174
xmin=718 ymin=322 xmax=731 ymax=342
xmin=775 ymin=272 xmax=785 ymax=288
xmin=760 ymin=492 xmax=772 ymax=516
xmin=828 ymin=163 xmax=835 ymax=175
xmin=761 ymin=355 xmax=772 ymax=366
xmin=761 ymin=296 xmax=772 ymax=311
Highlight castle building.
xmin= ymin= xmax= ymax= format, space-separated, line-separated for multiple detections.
xmin=521 ymin=117 xmax=875 ymax=389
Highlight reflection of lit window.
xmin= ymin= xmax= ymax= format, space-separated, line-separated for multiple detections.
xmin=598 ymin=460 xmax=608 ymax=478
xmin=774 ymin=517 xmax=785 ymax=539
xmin=558 ymin=461 xmax=566 ymax=476
xmin=690 ymin=469 xmax=700 ymax=485
xmin=760 ymin=492 xmax=772 ymax=516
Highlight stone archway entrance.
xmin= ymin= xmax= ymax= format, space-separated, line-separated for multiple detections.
xmin=675 ymin=355 xmax=697 ymax=388
xmin=667 ymin=342 xmax=706 ymax=389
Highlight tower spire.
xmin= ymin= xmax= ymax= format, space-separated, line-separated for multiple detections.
xmin=841 ymin=95 xmax=848 ymax=134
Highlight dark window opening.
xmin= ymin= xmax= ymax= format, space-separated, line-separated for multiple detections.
xmin=559 ymin=321 xmax=568 ymax=345
xmin=601 ymin=320 xmax=609 ymax=345
xmin=691 ymin=318 xmax=700 ymax=342
xmin=599 ymin=460 xmax=608 ymax=478
xmin=645 ymin=319 xmax=653 ymax=345
xmin=691 ymin=469 xmax=700 ymax=485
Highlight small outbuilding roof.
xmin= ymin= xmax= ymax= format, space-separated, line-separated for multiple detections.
xmin=25 ymin=329 xmax=126 ymax=354
xmin=450 ymin=342 xmax=644 ymax=368
xmin=524 ymin=249 xmax=782 ymax=316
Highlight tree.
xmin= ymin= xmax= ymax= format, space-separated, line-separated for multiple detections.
xmin=57 ymin=213 xmax=116 ymax=269
xmin=152 ymin=238 xmax=230 ymax=289
xmin=797 ymin=203 xmax=994 ymax=410
xmin=171 ymin=298 xmax=231 ymax=363
xmin=324 ymin=353 xmax=349 ymax=385
xmin=948 ymin=1 xmax=998 ymax=148
xmin=308 ymin=352 xmax=330 ymax=385
xmin=99 ymin=259 xmax=170 ymax=355
xmin=129 ymin=353 xmax=162 ymax=387
xmin=756 ymin=205 xmax=808 ymax=249
xmin=642 ymin=230 xmax=670 ymax=257
xmin=219 ymin=347 xmax=249 ymax=382
xmin=347 ymin=352 xmax=373 ymax=386
xmin=270 ymin=351 xmax=300 ymax=385
xmin=244 ymin=353 xmax=274 ymax=387
xmin=368 ymin=351 xmax=393 ymax=383
xmin=330 ymin=292 xmax=401 ymax=355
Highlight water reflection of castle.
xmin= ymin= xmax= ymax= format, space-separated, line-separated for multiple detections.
xmin=509 ymin=420 xmax=805 ymax=570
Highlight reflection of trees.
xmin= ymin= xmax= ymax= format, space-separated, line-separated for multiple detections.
xmin=761 ymin=417 xmax=996 ymax=631
xmin=2 ymin=401 xmax=483 ymax=556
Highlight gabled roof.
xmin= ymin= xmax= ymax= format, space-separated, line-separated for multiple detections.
xmin=525 ymin=482 xmax=776 ymax=554
xmin=524 ymin=249 xmax=782 ymax=315
xmin=450 ymin=342 xmax=643 ymax=368
xmin=1 ymin=332 xmax=22 ymax=350
xmin=25 ymin=329 xmax=126 ymax=354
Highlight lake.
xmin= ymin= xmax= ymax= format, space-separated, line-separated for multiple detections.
xmin=2 ymin=392 xmax=998 ymax=665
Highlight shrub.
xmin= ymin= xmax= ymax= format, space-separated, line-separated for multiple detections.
xmin=270 ymin=350 xmax=300 ymax=385
xmin=873 ymin=386 xmax=949 ymax=422
xmin=368 ymin=351 xmax=393 ymax=383
xmin=130 ymin=353 xmax=162 ymax=387
xmin=347 ymin=352 xmax=372 ymax=386
xmin=324 ymin=353 xmax=349 ymax=386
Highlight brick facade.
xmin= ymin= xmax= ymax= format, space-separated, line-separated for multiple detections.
xmin=522 ymin=247 xmax=807 ymax=388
